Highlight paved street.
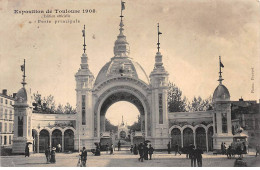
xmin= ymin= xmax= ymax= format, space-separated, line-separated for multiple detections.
xmin=1 ymin=150 xmax=259 ymax=167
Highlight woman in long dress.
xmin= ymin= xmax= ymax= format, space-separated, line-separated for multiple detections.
xmin=50 ymin=147 xmax=56 ymax=163
xmin=25 ymin=144 xmax=30 ymax=157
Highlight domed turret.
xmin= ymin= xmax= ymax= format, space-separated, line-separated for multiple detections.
xmin=213 ymin=84 xmax=230 ymax=102
xmin=15 ymin=87 xmax=32 ymax=106
xmin=212 ymin=56 xmax=230 ymax=102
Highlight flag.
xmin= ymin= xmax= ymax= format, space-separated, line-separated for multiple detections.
xmin=82 ymin=29 xmax=85 ymax=37
xmin=21 ymin=65 xmax=24 ymax=72
xmin=121 ymin=1 xmax=125 ymax=10
xmin=158 ymin=31 xmax=162 ymax=35
xmin=220 ymin=61 xmax=224 ymax=68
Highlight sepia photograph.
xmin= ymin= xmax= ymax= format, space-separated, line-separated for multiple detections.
xmin=0 ymin=0 xmax=259 ymax=167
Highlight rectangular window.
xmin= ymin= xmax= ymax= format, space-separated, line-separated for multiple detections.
xmin=159 ymin=93 xmax=163 ymax=124
xmin=0 ymin=108 xmax=3 ymax=119
xmin=5 ymin=109 xmax=8 ymax=119
xmin=0 ymin=98 xmax=3 ymax=103
xmin=9 ymin=110 xmax=12 ymax=120
xmin=214 ymin=113 xmax=217 ymax=133
xmin=9 ymin=123 xmax=12 ymax=133
xmin=0 ymin=122 xmax=2 ymax=132
xmin=10 ymin=101 xmax=12 ymax=105
xmin=82 ymin=95 xmax=86 ymax=125
xmin=222 ymin=113 xmax=228 ymax=133
xmin=18 ymin=116 xmax=23 ymax=137
xmin=9 ymin=135 xmax=11 ymax=144
xmin=5 ymin=99 xmax=7 ymax=104
xmin=4 ymin=136 xmax=7 ymax=145
xmin=5 ymin=123 xmax=7 ymax=132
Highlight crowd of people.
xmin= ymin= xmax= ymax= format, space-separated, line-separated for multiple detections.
xmin=23 ymin=139 xmax=260 ymax=167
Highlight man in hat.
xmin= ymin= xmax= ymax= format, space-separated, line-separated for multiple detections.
xmin=45 ymin=146 xmax=51 ymax=163
xmin=80 ymin=147 xmax=87 ymax=167
xmin=138 ymin=143 xmax=144 ymax=162
xmin=148 ymin=144 xmax=154 ymax=160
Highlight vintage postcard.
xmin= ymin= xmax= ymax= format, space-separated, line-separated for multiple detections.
xmin=0 ymin=0 xmax=259 ymax=167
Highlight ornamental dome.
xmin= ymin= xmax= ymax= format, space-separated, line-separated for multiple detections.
xmin=15 ymin=87 xmax=32 ymax=106
xmin=94 ymin=57 xmax=149 ymax=85
xmin=213 ymin=84 xmax=230 ymax=102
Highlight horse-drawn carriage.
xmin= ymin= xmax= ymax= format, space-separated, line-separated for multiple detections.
xmin=226 ymin=136 xmax=248 ymax=159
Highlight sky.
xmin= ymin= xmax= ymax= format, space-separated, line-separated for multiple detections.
xmin=0 ymin=0 xmax=259 ymax=125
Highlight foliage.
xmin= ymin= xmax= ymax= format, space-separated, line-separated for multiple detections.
xmin=128 ymin=115 xmax=141 ymax=131
xmin=105 ymin=119 xmax=118 ymax=132
xmin=167 ymin=82 xmax=188 ymax=112
xmin=187 ymin=96 xmax=213 ymax=111
xmin=32 ymin=92 xmax=76 ymax=114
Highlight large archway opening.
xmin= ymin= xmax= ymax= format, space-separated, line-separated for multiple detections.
xmin=97 ymin=91 xmax=147 ymax=149
xmin=39 ymin=129 xmax=49 ymax=153
xmin=183 ymin=128 xmax=194 ymax=147
xmin=171 ymin=128 xmax=181 ymax=148
xmin=195 ymin=127 xmax=206 ymax=151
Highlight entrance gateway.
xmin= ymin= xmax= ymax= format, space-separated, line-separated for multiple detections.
xmin=12 ymin=3 xmax=234 ymax=153
xmin=75 ymin=10 xmax=170 ymax=150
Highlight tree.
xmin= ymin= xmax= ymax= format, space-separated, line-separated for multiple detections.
xmin=167 ymin=82 xmax=188 ymax=112
xmin=64 ymin=103 xmax=76 ymax=114
xmin=128 ymin=115 xmax=141 ymax=131
xmin=42 ymin=95 xmax=56 ymax=113
xmin=105 ymin=119 xmax=118 ymax=132
xmin=188 ymin=96 xmax=213 ymax=111
xmin=32 ymin=93 xmax=76 ymax=114
xmin=56 ymin=104 xmax=64 ymax=114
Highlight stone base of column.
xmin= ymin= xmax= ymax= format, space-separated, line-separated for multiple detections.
xmin=74 ymin=138 xmax=100 ymax=151
xmin=12 ymin=137 xmax=34 ymax=154
xmin=213 ymin=134 xmax=233 ymax=150
xmin=146 ymin=137 xmax=170 ymax=150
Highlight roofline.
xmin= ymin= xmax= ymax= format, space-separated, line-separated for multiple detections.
xmin=0 ymin=93 xmax=15 ymax=100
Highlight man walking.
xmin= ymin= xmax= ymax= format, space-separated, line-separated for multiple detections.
xmin=167 ymin=142 xmax=171 ymax=154
xmin=144 ymin=143 xmax=149 ymax=160
xmin=106 ymin=143 xmax=109 ymax=154
xmin=138 ymin=143 xmax=144 ymax=162
xmin=195 ymin=146 xmax=203 ymax=167
xmin=80 ymin=147 xmax=87 ymax=167
xmin=148 ymin=144 xmax=154 ymax=160
xmin=190 ymin=146 xmax=196 ymax=167
xmin=45 ymin=146 xmax=51 ymax=163
xmin=118 ymin=140 xmax=121 ymax=151
xmin=175 ymin=143 xmax=181 ymax=156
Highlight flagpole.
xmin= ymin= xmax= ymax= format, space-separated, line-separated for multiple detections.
xmin=157 ymin=23 xmax=160 ymax=52
xmin=22 ymin=59 xmax=26 ymax=87
xmin=83 ymin=25 xmax=86 ymax=54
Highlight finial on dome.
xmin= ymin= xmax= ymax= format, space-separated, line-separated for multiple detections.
xmin=119 ymin=1 xmax=125 ymax=36
xmin=218 ymin=56 xmax=224 ymax=84
xmin=113 ymin=1 xmax=130 ymax=57
xmin=20 ymin=59 xmax=26 ymax=87
xmin=82 ymin=25 xmax=86 ymax=54
xmin=157 ymin=23 xmax=162 ymax=52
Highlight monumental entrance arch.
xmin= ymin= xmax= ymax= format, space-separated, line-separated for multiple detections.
xmin=74 ymin=11 xmax=170 ymax=150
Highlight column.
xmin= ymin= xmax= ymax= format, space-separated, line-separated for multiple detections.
xmin=206 ymin=130 xmax=209 ymax=152
xmin=62 ymin=132 xmax=64 ymax=152
xmin=193 ymin=130 xmax=196 ymax=148
xmin=49 ymin=134 xmax=52 ymax=147
xmin=181 ymin=131 xmax=183 ymax=147
xmin=37 ymin=134 xmax=39 ymax=153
